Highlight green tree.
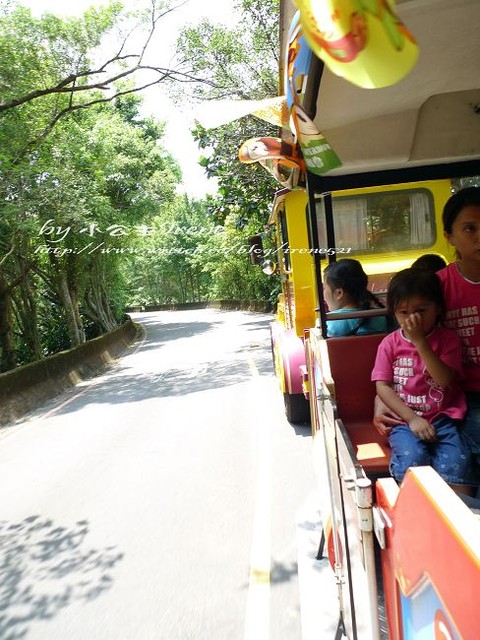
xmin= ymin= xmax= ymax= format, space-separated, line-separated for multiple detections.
xmin=123 ymin=193 xmax=276 ymax=306
xmin=0 ymin=1 xmax=213 ymax=123
xmin=125 ymin=195 xmax=217 ymax=306
xmin=0 ymin=0 xmax=282 ymax=370
xmin=0 ymin=92 xmax=180 ymax=368
xmin=168 ymin=0 xmax=281 ymax=305
xmin=0 ymin=1 xmax=190 ymax=369
xmin=31 ymin=103 xmax=180 ymax=338
xmin=174 ymin=0 xmax=280 ymax=226
xmin=201 ymin=209 xmax=276 ymax=303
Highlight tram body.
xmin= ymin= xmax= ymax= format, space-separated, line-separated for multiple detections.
xmin=269 ymin=179 xmax=455 ymax=423
xmin=258 ymin=0 xmax=480 ymax=636
xmin=268 ymin=178 xmax=480 ymax=637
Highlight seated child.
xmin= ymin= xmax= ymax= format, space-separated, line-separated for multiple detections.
xmin=323 ymin=258 xmax=387 ymax=337
xmin=371 ymin=267 xmax=470 ymax=486
xmin=411 ymin=253 xmax=447 ymax=272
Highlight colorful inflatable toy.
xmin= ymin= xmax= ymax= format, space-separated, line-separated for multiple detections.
xmin=294 ymin=0 xmax=419 ymax=88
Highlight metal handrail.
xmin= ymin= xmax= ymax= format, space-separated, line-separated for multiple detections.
xmin=325 ymin=308 xmax=389 ymax=321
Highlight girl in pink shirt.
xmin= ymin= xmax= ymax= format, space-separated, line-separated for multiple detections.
xmin=437 ymin=187 xmax=480 ymax=479
xmin=372 ymin=268 xmax=470 ymax=484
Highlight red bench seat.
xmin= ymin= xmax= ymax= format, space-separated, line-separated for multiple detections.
xmin=325 ymin=333 xmax=390 ymax=475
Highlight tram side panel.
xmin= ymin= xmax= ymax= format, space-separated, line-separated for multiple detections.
xmin=269 ymin=189 xmax=316 ymax=424
xmin=308 ymin=327 xmax=390 ymax=639
xmin=376 ymin=468 xmax=480 ymax=640
xmin=307 ymin=325 xmax=480 ymax=639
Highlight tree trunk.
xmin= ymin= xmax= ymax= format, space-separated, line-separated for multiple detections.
xmin=0 ymin=273 xmax=17 ymax=372
xmin=83 ymin=260 xmax=118 ymax=333
xmin=48 ymin=254 xmax=84 ymax=347
xmin=59 ymin=274 xmax=84 ymax=346
xmin=12 ymin=264 xmax=43 ymax=362
xmin=84 ymin=285 xmax=118 ymax=332
xmin=177 ymin=273 xmax=187 ymax=303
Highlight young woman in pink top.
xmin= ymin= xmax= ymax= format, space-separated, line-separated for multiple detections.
xmin=374 ymin=188 xmax=480 ymax=490
xmin=371 ymin=268 xmax=470 ymax=484
xmin=437 ymin=187 xmax=480 ymax=473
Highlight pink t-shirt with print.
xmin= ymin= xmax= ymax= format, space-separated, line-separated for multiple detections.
xmin=437 ymin=262 xmax=480 ymax=392
xmin=371 ymin=325 xmax=466 ymax=423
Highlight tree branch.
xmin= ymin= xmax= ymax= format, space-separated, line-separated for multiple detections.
xmin=0 ymin=0 xmax=198 ymax=114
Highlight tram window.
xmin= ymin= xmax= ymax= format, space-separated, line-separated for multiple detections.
xmin=315 ymin=189 xmax=435 ymax=254
xmin=278 ymin=208 xmax=291 ymax=271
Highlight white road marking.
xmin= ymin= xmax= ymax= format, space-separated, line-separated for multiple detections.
xmin=244 ymin=355 xmax=272 ymax=640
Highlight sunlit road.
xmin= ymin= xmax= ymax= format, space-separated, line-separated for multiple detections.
xmin=0 ymin=309 xmax=320 ymax=640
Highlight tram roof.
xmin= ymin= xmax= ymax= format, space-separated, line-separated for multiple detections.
xmin=286 ymin=0 xmax=480 ymax=181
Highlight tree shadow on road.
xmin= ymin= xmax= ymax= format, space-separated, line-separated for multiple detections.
xmin=270 ymin=559 xmax=299 ymax=584
xmin=0 ymin=516 xmax=123 ymax=640
xmin=240 ymin=319 xmax=273 ymax=332
xmin=7 ymin=318 xmax=277 ymax=424
xmin=133 ymin=321 xmax=217 ymax=349
xmin=37 ymin=342 xmax=276 ymax=418
xmin=59 ymin=359 xmax=260 ymax=411
xmin=240 ymin=559 xmax=299 ymax=592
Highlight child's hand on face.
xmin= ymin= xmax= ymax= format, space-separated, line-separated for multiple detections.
xmin=401 ymin=312 xmax=425 ymax=343
xmin=408 ymin=415 xmax=436 ymax=441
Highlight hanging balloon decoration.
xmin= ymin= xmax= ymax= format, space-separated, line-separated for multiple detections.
xmin=286 ymin=11 xmax=342 ymax=174
xmin=293 ymin=0 xmax=419 ymax=89
xmin=238 ymin=137 xmax=305 ymax=190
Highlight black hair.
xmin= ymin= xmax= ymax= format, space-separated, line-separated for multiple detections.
xmin=442 ymin=186 xmax=480 ymax=234
xmin=410 ymin=254 xmax=447 ymax=273
xmin=324 ymin=258 xmax=383 ymax=310
xmin=387 ymin=268 xmax=445 ymax=317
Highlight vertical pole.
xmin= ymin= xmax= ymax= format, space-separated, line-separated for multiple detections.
xmin=323 ymin=191 xmax=336 ymax=265
xmin=306 ymin=175 xmax=337 ymax=338
xmin=356 ymin=478 xmax=380 ymax=640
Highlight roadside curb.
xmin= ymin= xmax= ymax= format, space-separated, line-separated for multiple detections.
xmin=0 ymin=318 xmax=142 ymax=427
xmin=126 ymin=300 xmax=274 ymax=313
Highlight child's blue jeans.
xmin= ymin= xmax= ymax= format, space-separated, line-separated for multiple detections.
xmin=461 ymin=392 xmax=480 ymax=484
xmin=463 ymin=392 xmax=480 ymax=459
xmin=387 ymin=416 xmax=471 ymax=484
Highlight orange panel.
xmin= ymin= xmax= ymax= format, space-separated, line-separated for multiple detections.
xmin=377 ymin=468 xmax=480 ymax=639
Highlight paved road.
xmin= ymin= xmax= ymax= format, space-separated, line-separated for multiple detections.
xmin=0 ymin=309 xmax=331 ymax=640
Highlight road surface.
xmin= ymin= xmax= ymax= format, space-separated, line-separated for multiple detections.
xmin=0 ymin=309 xmax=336 ymax=640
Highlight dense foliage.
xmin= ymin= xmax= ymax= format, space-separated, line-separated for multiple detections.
xmin=174 ymin=0 xmax=280 ymax=225
xmin=0 ymin=1 xmax=176 ymax=370
xmin=163 ymin=0 xmax=281 ymax=303
xmin=123 ymin=196 xmax=277 ymax=307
